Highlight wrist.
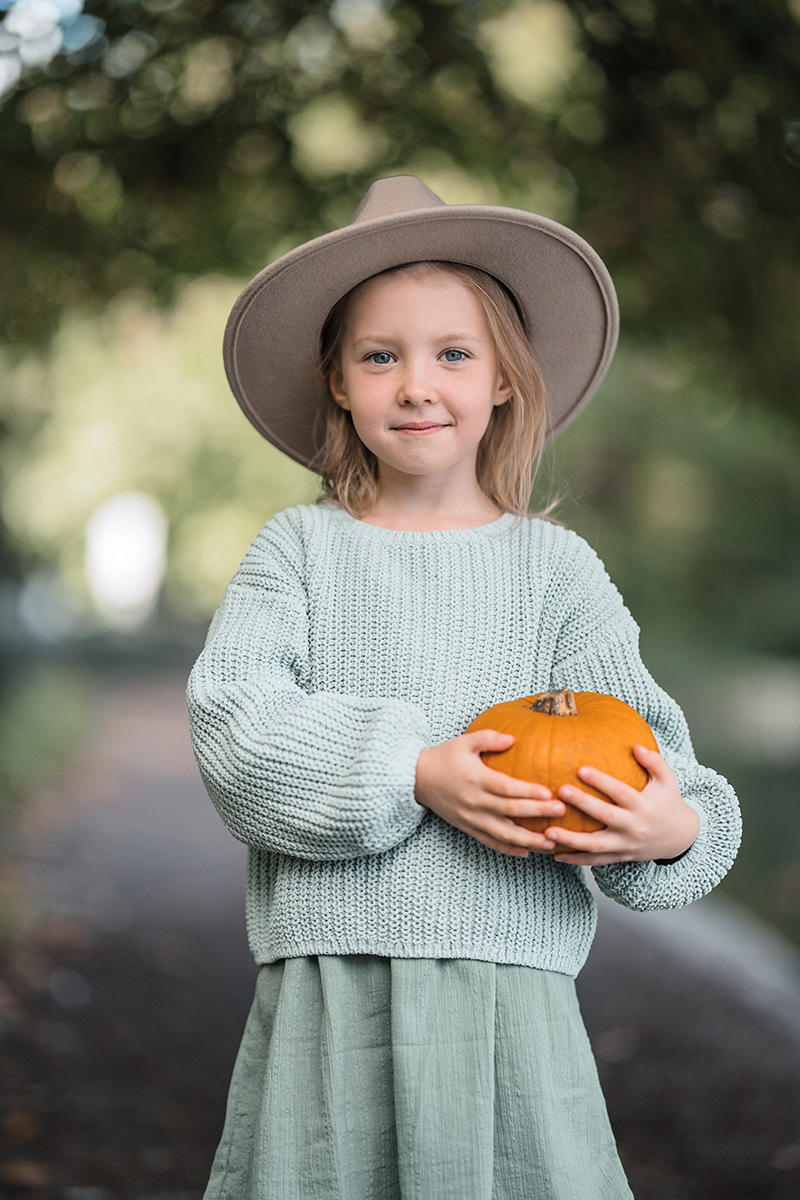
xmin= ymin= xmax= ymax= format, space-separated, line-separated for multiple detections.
xmin=653 ymin=804 xmax=700 ymax=864
xmin=654 ymin=845 xmax=693 ymax=865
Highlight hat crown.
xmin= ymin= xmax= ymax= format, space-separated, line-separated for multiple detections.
xmin=352 ymin=175 xmax=446 ymax=224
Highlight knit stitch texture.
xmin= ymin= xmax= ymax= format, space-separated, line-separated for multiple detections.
xmin=187 ymin=504 xmax=741 ymax=977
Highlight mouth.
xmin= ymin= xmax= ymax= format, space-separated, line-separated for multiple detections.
xmin=393 ymin=422 xmax=450 ymax=432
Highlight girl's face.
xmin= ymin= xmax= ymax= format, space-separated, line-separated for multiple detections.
xmin=328 ymin=271 xmax=512 ymax=485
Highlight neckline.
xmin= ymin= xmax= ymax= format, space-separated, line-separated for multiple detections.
xmin=328 ymin=507 xmax=516 ymax=538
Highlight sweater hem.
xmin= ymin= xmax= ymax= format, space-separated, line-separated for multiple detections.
xmin=247 ymin=939 xmax=585 ymax=978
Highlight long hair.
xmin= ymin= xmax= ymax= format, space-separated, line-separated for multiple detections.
xmin=312 ymin=261 xmax=548 ymax=519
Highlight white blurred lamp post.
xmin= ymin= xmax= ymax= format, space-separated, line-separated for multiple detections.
xmin=84 ymin=493 xmax=167 ymax=630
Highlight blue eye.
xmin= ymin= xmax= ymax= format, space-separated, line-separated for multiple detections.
xmin=441 ymin=349 xmax=466 ymax=362
xmin=367 ymin=351 xmax=394 ymax=365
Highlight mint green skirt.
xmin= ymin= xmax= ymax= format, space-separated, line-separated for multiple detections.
xmin=204 ymin=956 xmax=632 ymax=1200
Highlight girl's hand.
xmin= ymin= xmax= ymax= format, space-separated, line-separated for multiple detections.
xmin=544 ymin=744 xmax=700 ymax=866
xmin=415 ymin=732 xmax=565 ymax=857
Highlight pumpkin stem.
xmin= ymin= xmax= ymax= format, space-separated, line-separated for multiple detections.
xmin=526 ymin=688 xmax=579 ymax=716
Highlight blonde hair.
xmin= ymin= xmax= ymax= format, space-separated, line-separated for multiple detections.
xmin=311 ymin=261 xmax=548 ymax=519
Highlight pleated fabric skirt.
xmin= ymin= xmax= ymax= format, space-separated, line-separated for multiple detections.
xmin=204 ymin=956 xmax=633 ymax=1200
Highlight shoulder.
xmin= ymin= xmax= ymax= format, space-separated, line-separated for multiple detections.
xmin=513 ymin=516 xmax=633 ymax=629
xmin=252 ymin=502 xmax=334 ymax=539
xmin=512 ymin=513 xmax=606 ymax=575
xmin=249 ymin=502 xmax=346 ymax=549
xmin=234 ymin=503 xmax=339 ymax=587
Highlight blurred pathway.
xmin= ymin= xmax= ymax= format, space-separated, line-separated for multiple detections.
xmin=0 ymin=671 xmax=799 ymax=1199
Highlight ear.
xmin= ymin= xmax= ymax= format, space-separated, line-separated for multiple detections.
xmin=328 ymin=365 xmax=350 ymax=410
xmin=493 ymin=372 xmax=513 ymax=407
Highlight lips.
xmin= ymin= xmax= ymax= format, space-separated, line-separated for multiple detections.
xmin=394 ymin=422 xmax=449 ymax=430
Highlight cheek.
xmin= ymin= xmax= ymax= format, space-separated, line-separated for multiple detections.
xmin=344 ymin=397 xmax=379 ymax=440
xmin=347 ymin=379 xmax=389 ymax=421
xmin=462 ymin=383 xmax=503 ymax=426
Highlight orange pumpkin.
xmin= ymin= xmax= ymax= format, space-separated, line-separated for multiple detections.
xmin=465 ymin=689 xmax=659 ymax=845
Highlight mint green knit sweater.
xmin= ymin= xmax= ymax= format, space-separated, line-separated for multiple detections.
xmin=187 ymin=504 xmax=741 ymax=977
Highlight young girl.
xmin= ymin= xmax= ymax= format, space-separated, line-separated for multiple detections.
xmin=188 ymin=176 xmax=741 ymax=1200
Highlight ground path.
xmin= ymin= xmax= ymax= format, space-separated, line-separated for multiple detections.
xmin=1 ymin=670 xmax=799 ymax=1199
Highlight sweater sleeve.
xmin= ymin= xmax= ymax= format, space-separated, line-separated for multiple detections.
xmin=546 ymin=535 xmax=742 ymax=911
xmin=186 ymin=514 xmax=430 ymax=861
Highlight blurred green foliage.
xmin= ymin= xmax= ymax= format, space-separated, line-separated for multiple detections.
xmin=0 ymin=661 xmax=91 ymax=938
xmin=1 ymin=0 xmax=799 ymax=427
xmin=0 ymin=661 xmax=90 ymax=804
xmin=542 ymin=346 xmax=800 ymax=655
xmin=0 ymin=277 xmax=317 ymax=618
xmin=0 ymin=0 xmax=798 ymax=645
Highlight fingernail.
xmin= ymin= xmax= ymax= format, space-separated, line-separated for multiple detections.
xmin=561 ymin=787 xmax=573 ymax=798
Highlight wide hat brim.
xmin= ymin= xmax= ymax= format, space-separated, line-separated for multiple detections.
xmin=223 ymin=176 xmax=618 ymax=470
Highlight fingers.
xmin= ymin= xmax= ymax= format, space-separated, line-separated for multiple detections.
xmin=552 ymin=851 xmax=628 ymax=866
xmin=475 ymin=835 xmax=543 ymax=858
xmin=550 ymin=835 xmax=647 ymax=866
xmin=466 ymin=728 xmax=516 ymax=753
xmin=570 ymin=766 xmax=638 ymax=808
xmin=463 ymin=786 xmax=564 ymax=855
xmin=547 ymin=780 xmax=642 ymax=855
xmin=464 ymin=729 xmax=554 ymax=802
xmin=536 ymin=748 xmax=686 ymax=866
xmin=422 ymin=732 xmax=607 ymax=859
xmin=478 ymin=810 xmax=559 ymax=852
xmin=632 ymin=743 xmax=667 ymax=778
xmin=485 ymin=831 xmax=557 ymax=857
xmin=504 ymin=800 xmax=566 ymax=825
xmin=484 ymin=777 xmax=554 ymax=806
xmin=467 ymin=731 xmax=549 ymax=795
xmin=545 ymin=825 xmax=616 ymax=856
xmin=556 ymin=783 xmax=620 ymax=825
xmin=467 ymin=815 xmax=557 ymax=857
xmin=576 ymin=744 xmax=667 ymax=799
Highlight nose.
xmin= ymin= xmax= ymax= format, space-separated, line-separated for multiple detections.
xmin=397 ymin=363 xmax=433 ymax=405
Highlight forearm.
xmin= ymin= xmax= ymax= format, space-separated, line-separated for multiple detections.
xmin=189 ymin=669 xmax=430 ymax=860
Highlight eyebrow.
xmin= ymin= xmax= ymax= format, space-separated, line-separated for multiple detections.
xmin=351 ymin=332 xmax=484 ymax=347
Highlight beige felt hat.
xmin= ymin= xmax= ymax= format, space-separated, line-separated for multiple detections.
xmin=223 ymin=175 xmax=618 ymax=470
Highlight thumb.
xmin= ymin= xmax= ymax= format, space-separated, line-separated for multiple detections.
xmin=467 ymin=729 xmax=515 ymax=753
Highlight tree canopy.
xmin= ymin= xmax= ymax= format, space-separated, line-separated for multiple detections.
xmin=1 ymin=0 xmax=800 ymax=422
